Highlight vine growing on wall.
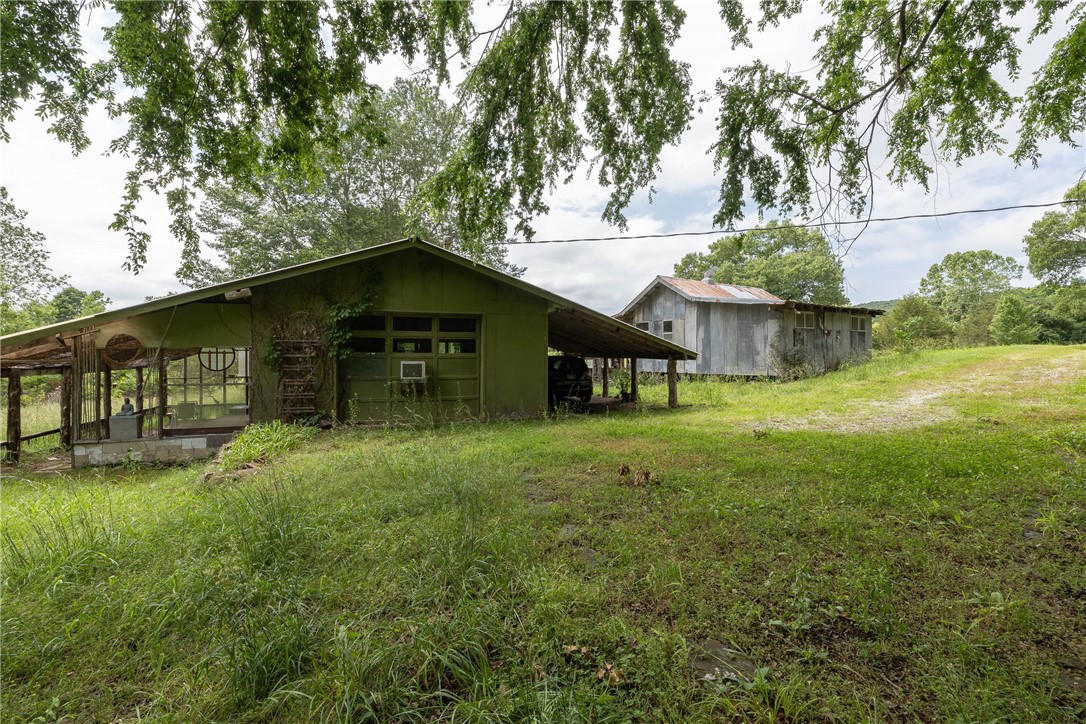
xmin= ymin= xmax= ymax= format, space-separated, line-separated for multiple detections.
xmin=324 ymin=268 xmax=382 ymax=359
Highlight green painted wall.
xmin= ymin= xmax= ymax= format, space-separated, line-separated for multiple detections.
xmin=93 ymin=303 xmax=251 ymax=350
xmin=249 ymin=248 xmax=548 ymax=422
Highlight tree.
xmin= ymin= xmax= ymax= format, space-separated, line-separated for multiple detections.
xmin=674 ymin=221 xmax=848 ymax=304
xmin=0 ymin=186 xmax=68 ymax=334
xmin=3 ymin=2 xmax=1082 ymax=271
xmin=1023 ymin=181 xmax=1086 ymax=286
xmin=182 ymin=79 xmax=520 ymax=287
xmin=52 ymin=286 xmax=110 ymax=322
xmin=989 ymin=293 xmax=1042 ymax=345
xmin=872 ymin=294 xmax=953 ymax=351
xmin=918 ymin=250 xmax=1023 ymax=324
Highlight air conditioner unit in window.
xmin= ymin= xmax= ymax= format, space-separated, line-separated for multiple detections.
xmin=400 ymin=360 xmax=426 ymax=381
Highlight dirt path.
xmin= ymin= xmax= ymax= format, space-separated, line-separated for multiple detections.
xmin=768 ymin=348 xmax=1086 ymax=434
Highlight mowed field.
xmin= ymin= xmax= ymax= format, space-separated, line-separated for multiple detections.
xmin=2 ymin=346 xmax=1084 ymax=722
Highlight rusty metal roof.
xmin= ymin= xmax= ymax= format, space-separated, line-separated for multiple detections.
xmin=617 ymin=276 xmax=781 ymax=318
xmin=617 ymin=276 xmax=884 ymax=320
xmin=658 ymin=277 xmax=783 ymax=303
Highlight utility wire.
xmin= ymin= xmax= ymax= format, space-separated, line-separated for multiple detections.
xmin=501 ymin=199 xmax=1085 ymax=246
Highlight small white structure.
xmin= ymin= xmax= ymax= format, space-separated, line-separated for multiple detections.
xmin=617 ymin=276 xmax=883 ymax=377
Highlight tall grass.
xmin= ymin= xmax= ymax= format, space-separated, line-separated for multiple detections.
xmin=2 ymin=346 xmax=1084 ymax=721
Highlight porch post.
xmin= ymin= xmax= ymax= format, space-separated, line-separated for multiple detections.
xmin=602 ymin=358 xmax=610 ymax=398
xmin=102 ymin=364 xmax=112 ymax=439
xmin=667 ymin=358 xmax=678 ymax=408
xmin=135 ymin=367 xmax=144 ymax=412
xmin=5 ymin=370 xmax=22 ymax=463
xmin=60 ymin=367 xmax=72 ymax=448
xmin=629 ymin=357 xmax=639 ymax=402
xmin=157 ymin=354 xmax=167 ymax=438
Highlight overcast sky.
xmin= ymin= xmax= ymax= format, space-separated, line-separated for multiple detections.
xmin=3 ymin=2 xmax=1084 ymax=316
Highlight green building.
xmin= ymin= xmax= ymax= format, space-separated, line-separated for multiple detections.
xmin=2 ymin=239 xmax=694 ymax=466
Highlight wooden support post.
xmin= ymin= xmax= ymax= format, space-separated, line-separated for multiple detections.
xmin=102 ymin=365 xmax=112 ymax=439
xmin=135 ymin=367 xmax=144 ymax=412
xmin=93 ymin=358 xmax=101 ymax=440
xmin=602 ymin=358 xmax=610 ymax=398
xmin=6 ymin=371 xmax=22 ymax=463
xmin=629 ymin=357 xmax=639 ymax=402
xmin=60 ymin=367 xmax=72 ymax=448
xmin=157 ymin=355 xmax=167 ymax=439
xmin=667 ymin=358 xmax=678 ymax=409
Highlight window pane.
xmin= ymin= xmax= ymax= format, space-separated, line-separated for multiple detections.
xmin=662 ymin=320 xmax=673 ymax=333
xmin=439 ymin=317 xmax=476 ymax=333
xmin=393 ymin=338 xmax=433 ymax=354
xmin=393 ymin=316 xmax=432 ymax=332
xmin=347 ymin=336 xmax=385 ymax=353
xmin=347 ymin=314 xmax=385 ymax=331
xmin=635 ymin=322 xmax=649 ymax=330
xmin=439 ymin=339 xmax=477 ymax=354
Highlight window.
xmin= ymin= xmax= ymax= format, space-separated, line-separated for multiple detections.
xmin=439 ymin=318 xmax=476 ymax=333
xmin=392 ymin=316 xmax=432 ymax=332
xmin=347 ymin=336 xmax=385 ymax=353
xmin=635 ymin=321 xmax=649 ymax=331
xmin=851 ymin=316 xmax=867 ymax=332
xmin=662 ymin=320 xmax=673 ymax=333
xmin=438 ymin=339 xmax=477 ymax=354
xmin=347 ymin=314 xmax=385 ymax=331
xmin=393 ymin=338 xmax=433 ymax=354
xmin=796 ymin=311 xmax=815 ymax=329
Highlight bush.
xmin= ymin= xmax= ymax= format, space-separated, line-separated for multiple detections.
xmin=217 ymin=421 xmax=316 ymax=471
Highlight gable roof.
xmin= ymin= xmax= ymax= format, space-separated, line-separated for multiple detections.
xmin=2 ymin=238 xmax=696 ymax=367
xmin=617 ymin=275 xmax=884 ymax=319
xmin=618 ymin=276 xmax=781 ymax=318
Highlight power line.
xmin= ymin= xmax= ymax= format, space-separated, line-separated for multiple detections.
xmin=501 ymin=199 xmax=1085 ymax=246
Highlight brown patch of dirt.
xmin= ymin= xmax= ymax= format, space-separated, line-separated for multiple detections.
xmin=1 ymin=454 xmax=72 ymax=475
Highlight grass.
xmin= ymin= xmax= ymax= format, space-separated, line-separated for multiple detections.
xmin=1 ymin=345 xmax=1084 ymax=721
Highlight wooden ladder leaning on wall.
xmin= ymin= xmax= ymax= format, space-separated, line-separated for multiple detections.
xmin=275 ymin=338 xmax=320 ymax=422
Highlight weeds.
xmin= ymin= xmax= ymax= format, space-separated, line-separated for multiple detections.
xmin=2 ymin=345 xmax=1085 ymax=721
xmin=217 ymin=420 xmax=315 ymax=471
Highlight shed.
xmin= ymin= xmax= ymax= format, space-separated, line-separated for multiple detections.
xmin=616 ymin=276 xmax=883 ymax=376
xmin=1 ymin=239 xmax=694 ymax=466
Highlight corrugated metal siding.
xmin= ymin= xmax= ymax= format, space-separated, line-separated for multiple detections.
xmin=624 ymin=285 xmax=877 ymax=377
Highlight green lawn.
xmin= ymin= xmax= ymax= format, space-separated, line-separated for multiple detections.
xmin=2 ymin=346 xmax=1084 ymax=721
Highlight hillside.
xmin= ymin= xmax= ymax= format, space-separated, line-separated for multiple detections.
xmin=2 ymin=346 xmax=1084 ymax=721
xmin=856 ymin=298 xmax=901 ymax=311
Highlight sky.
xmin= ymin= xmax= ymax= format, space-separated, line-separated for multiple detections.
xmin=3 ymin=1 xmax=1084 ymax=317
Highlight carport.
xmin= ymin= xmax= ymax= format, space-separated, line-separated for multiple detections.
xmin=547 ymin=306 xmax=695 ymax=408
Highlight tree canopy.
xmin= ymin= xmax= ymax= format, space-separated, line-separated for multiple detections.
xmin=0 ymin=187 xmax=109 ymax=334
xmin=0 ymin=186 xmax=66 ymax=315
xmin=182 ymin=79 xmax=521 ymax=287
xmin=988 ymin=293 xmax=1042 ymax=345
xmin=2 ymin=1 xmax=1083 ymax=271
xmin=1023 ymin=181 xmax=1086 ymax=286
xmin=673 ymin=221 xmax=848 ymax=305
xmin=918 ymin=250 xmax=1023 ymax=323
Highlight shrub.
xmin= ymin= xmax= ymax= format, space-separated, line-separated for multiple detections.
xmin=218 ymin=421 xmax=316 ymax=472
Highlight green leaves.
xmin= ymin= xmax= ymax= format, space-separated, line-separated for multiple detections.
xmin=918 ymin=250 xmax=1023 ymax=324
xmin=1023 ymin=181 xmax=1086 ymax=286
xmin=673 ymin=220 xmax=848 ymax=304
xmin=3 ymin=1 xmax=1084 ymax=271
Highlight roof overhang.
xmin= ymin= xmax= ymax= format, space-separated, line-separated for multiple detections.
xmin=776 ymin=300 xmax=885 ymax=316
xmin=549 ymin=308 xmax=694 ymax=360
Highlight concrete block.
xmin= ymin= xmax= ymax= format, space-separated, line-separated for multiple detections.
xmin=109 ymin=414 xmax=143 ymax=441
